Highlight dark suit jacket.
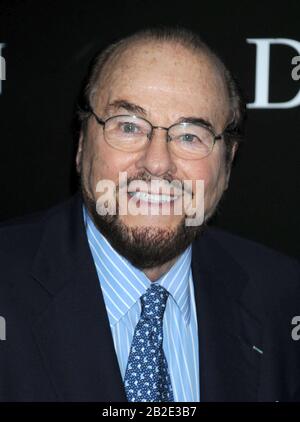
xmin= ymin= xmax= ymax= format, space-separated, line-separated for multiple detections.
xmin=0 ymin=191 xmax=299 ymax=402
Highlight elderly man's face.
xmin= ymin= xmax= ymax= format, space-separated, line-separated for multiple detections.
xmin=76 ymin=41 xmax=236 ymax=268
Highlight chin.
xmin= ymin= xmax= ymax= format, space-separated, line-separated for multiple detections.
xmin=119 ymin=214 xmax=184 ymax=230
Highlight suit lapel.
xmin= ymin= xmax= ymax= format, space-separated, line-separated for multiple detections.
xmin=192 ymin=230 xmax=263 ymax=402
xmin=30 ymin=192 xmax=127 ymax=401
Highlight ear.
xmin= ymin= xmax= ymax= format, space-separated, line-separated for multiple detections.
xmin=76 ymin=132 xmax=84 ymax=173
xmin=224 ymin=142 xmax=239 ymax=190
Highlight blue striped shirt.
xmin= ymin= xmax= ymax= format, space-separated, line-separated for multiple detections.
xmin=83 ymin=205 xmax=200 ymax=402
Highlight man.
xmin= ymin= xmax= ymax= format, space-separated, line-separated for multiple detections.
xmin=0 ymin=27 xmax=299 ymax=402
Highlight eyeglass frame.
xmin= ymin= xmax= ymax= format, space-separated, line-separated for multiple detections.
xmin=86 ymin=105 xmax=233 ymax=158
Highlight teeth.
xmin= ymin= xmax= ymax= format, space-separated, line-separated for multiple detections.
xmin=129 ymin=192 xmax=178 ymax=203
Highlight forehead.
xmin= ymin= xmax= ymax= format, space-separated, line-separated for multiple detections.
xmin=94 ymin=41 xmax=229 ymax=126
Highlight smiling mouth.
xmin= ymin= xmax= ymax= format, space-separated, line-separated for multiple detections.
xmin=128 ymin=191 xmax=180 ymax=204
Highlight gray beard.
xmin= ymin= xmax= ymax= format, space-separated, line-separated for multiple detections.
xmin=80 ymin=180 xmax=204 ymax=270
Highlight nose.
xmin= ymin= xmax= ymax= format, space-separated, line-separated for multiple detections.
xmin=135 ymin=127 xmax=177 ymax=177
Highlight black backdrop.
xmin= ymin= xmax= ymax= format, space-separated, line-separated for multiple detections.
xmin=0 ymin=0 xmax=299 ymax=259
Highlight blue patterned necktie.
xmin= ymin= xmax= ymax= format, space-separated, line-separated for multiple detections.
xmin=124 ymin=284 xmax=174 ymax=402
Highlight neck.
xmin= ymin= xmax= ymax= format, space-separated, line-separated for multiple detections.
xmin=142 ymin=256 xmax=179 ymax=282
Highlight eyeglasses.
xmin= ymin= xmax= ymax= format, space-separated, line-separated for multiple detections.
xmin=88 ymin=106 xmax=228 ymax=160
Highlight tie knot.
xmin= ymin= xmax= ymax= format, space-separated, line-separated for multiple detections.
xmin=140 ymin=284 xmax=169 ymax=320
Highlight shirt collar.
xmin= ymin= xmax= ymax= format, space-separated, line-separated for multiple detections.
xmin=83 ymin=205 xmax=192 ymax=326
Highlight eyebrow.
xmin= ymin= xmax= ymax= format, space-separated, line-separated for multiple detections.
xmin=176 ymin=116 xmax=214 ymax=131
xmin=104 ymin=99 xmax=215 ymax=131
xmin=104 ymin=100 xmax=147 ymax=117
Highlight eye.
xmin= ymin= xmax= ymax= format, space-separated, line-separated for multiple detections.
xmin=179 ymin=133 xmax=200 ymax=143
xmin=120 ymin=122 xmax=141 ymax=134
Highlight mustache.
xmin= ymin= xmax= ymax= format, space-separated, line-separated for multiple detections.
xmin=117 ymin=173 xmax=194 ymax=197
